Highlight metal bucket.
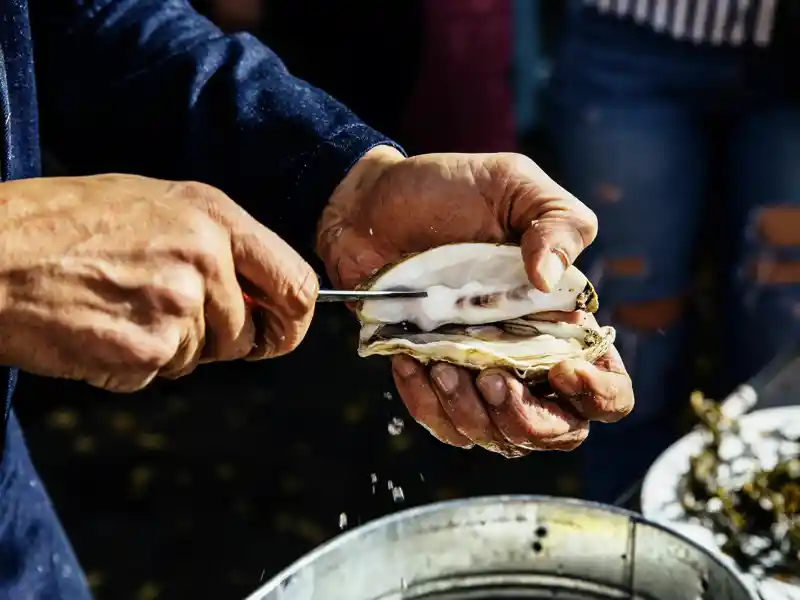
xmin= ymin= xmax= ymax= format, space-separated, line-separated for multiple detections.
xmin=244 ymin=495 xmax=756 ymax=600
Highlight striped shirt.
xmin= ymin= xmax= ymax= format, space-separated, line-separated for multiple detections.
xmin=584 ymin=0 xmax=780 ymax=46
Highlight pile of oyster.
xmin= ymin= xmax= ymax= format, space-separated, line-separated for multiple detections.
xmin=356 ymin=243 xmax=616 ymax=382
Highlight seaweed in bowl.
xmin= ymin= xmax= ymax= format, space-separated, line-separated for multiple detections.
xmin=678 ymin=391 xmax=800 ymax=582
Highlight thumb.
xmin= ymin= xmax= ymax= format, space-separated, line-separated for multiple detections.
xmin=233 ymin=224 xmax=319 ymax=358
xmin=167 ymin=181 xmax=318 ymax=358
xmin=503 ymin=157 xmax=598 ymax=292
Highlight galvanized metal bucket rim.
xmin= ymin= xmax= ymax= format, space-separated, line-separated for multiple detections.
xmin=244 ymin=494 xmax=757 ymax=600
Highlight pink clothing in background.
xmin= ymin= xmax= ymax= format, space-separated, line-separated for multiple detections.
xmin=400 ymin=0 xmax=516 ymax=154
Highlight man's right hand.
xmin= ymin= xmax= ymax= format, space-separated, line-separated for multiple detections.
xmin=0 ymin=174 xmax=318 ymax=392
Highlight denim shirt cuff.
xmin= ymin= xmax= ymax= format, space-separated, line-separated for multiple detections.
xmin=290 ymin=125 xmax=406 ymax=266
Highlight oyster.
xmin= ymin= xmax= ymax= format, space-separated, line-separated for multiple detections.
xmin=356 ymin=243 xmax=616 ymax=382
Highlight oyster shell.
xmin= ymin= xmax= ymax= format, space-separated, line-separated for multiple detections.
xmin=356 ymin=243 xmax=615 ymax=381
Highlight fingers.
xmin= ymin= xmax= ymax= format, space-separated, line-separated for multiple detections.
xmin=171 ymin=182 xmax=318 ymax=359
xmin=393 ymin=358 xmax=526 ymax=458
xmin=152 ymin=265 xmax=206 ymax=379
xmin=520 ymin=220 xmax=591 ymax=293
xmin=428 ymin=363 xmax=503 ymax=452
xmin=391 ymin=356 xmax=474 ymax=449
xmin=525 ymin=312 xmax=634 ymax=423
xmin=196 ymin=224 xmax=256 ymax=362
xmin=394 ymin=351 xmax=630 ymax=454
xmin=476 ymin=369 xmax=589 ymax=451
xmin=86 ymin=371 xmax=159 ymax=394
xmin=233 ymin=226 xmax=318 ymax=358
xmin=495 ymin=309 xmax=634 ymax=423
xmin=390 ymin=308 xmax=630 ymax=453
xmin=500 ymin=155 xmax=598 ymax=292
xmin=158 ymin=310 xmax=206 ymax=380
xmin=393 ymin=356 xmax=589 ymax=456
xmin=202 ymin=297 xmax=256 ymax=363
xmin=548 ymin=347 xmax=634 ymax=423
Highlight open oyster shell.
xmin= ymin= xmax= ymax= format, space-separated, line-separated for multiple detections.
xmin=356 ymin=243 xmax=616 ymax=382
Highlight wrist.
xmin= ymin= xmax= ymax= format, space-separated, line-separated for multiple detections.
xmin=316 ymin=144 xmax=405 ymax=247
xmin=330 ymin=145 xmax=405 ymax=205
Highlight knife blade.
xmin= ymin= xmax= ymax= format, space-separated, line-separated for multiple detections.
xmin=238 ymin=276 xmax=427 ymax=306
xmin=316 ymin=289 xmax=429 ymax=303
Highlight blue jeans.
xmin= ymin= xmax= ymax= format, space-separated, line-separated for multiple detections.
xmin=548 ymin=8 xmax=800 ymax=503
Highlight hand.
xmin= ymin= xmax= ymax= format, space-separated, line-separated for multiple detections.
xmin=0 ymin=174 xmax=318 ymax=392
xmin=317 ymin=147 xmax=633 ymax=456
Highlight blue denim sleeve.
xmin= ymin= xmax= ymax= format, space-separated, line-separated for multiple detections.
xmin=30 ymin=0 xmax=405 ymax=254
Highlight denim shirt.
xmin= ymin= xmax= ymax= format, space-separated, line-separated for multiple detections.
xmin=0 ymin=1 xmax=400 ymax=597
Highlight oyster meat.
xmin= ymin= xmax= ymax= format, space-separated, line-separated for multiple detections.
xmin=356 ymin=243 xmax=616 ymax=382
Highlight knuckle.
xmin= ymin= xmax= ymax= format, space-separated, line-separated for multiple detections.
xmin=561 ymin=429 xmax=590 ymax=451
xmin=148 ymin=265 xmax=205 ymax=316
xmin=544 ymin=427 xmax=589 ymax=451
xmin=596 ymin=384 xmax=635 ymax=423
xmin=561 ymin=200 xmax=598 ymax=248
xmin=180 ymin=213 xmax=230 ymax=277
xmin=170 ymin=180 xmax=217 ymax=203
xmin=573 ymin=425 xmax=591 ymax=445
xmin=106 ymin=376 xmax=152 ymax=394
xmin=123 ymin=333 xmax=176 ymax=371
xmin=269 ymin=337 xmax=297 ymax=359
xmin=580 ymin=205 xmax=599 ymax=242
xmin=184 ymin=208 xmax=227 ymax=250
xmin=613 ymin=395 xmax=635 ymax=421
xmin=169 ymin=181 xmax=235 ymax=222
xmin=226 ymin=325 xmax=256 ymax=361
xmin=503 ymin=152 xmax=540 ymax=175
xmin=162 ymin=361 xmax=199 ymax=380
xmin=96 ymin=173 xmax=144 ymax=187
xmin=503 ymin=446 xmax=532 ymax=459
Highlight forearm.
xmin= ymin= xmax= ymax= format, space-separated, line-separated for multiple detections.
xmin=31 ymin=0 xmax=404 ymax=254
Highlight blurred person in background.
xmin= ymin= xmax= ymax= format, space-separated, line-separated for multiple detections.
xmin=0 ymin=1 xmax=634 ymax=597
xmin=199 ymin=0 xmax=516 ymax=154
xmin=195 ymin=0 xmax=423 ymax=145
xmin=396 ymin=0 xmax=516 ymax=153
xmin=548 ymin=0 xmax=799 ymax=503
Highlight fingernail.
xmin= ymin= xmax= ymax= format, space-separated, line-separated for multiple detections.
xmin=552 ymin=360 xmax=583 ymax=396
xmin=477 ymin=374 xmax=506 ymax=406
xmin=540 ymin=249 xmax=567 ymax=292
xmin=432 ymin=365 xmax=459 ymax=394
xmin=393 ymin=356 xmax=418 ymax=378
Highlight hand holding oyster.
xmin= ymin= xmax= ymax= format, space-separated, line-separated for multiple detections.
xmin=354 ymin=243 xmax=631 ymax=456
xmin=357 ymin=243 xmax=616 ymax=382
xmin=316 ymin=150 xmax=633 ymax=457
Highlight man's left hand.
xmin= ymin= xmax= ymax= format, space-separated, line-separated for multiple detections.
xmin=316 ymin=146 xmax=634 ymax=457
